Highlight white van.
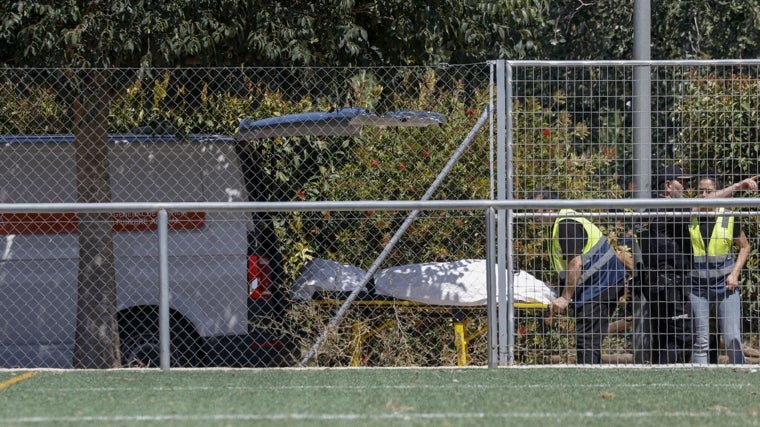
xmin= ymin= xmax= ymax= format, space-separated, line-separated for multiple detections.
xmin=0 ymin=133 xmax=272 ymax=368
xmin=0 ymin=108 xmax=445 ymax=369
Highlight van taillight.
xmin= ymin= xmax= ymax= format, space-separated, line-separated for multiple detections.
xmin=248 ymin=255 xmax=272 ymax=299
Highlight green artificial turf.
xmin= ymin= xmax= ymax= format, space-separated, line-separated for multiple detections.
xmin=1 ymin=367 xmax=759 ymax=427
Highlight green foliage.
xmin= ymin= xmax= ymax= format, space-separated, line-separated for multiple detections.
xmin=0 ymin=0 xmax=248 ymax=67
xmin=652 ymin=1 xmax=760 ymax=59
xmin=676 ymin=72 xmax=760 ymax=176
xmin=109 ymin=71 xmax=256 ymax=135
xmin=364 ymin=0 xmax=549 ymax=64
xmin=542 ymin=0 xmax=634 ymax=59
xmin=542 ymin=1 xmax=760 ymax=60
xmin=4 ymin=0 xmax=760 ymax=70
xmin=291 ymin=72 xmax=493 ymax=271
xmin=0 ymin=84 xmax=66 ymax=133
xmin=0 ymin=0 xmax=551 ymax=69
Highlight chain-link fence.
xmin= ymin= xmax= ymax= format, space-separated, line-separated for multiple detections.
xmin=0 ymin=65 xmax=497 ymax=369
xmin=2 ymin=61 xmax=760 ymax=369
xmin=508 ymin=60 xmax=760 ymax=366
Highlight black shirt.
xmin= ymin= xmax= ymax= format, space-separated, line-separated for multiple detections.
xmin=554 ymin=218 xmax=589 ymax=295
xmin=639 ymin=206 xmax=692 ymax=272
xmin=557 ymin=219 xmax=587 ymax=260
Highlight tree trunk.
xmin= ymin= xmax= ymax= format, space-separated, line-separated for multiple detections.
xmin=72 ymin=72 xmax=120 ymax=368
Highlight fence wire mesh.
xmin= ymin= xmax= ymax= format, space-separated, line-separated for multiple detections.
xmin=0 ymin=65 xmax=496 ymax=368
xmin=1 ymin=61 xmax=760 ymax=368
xmin=511 ymin=61 xmax=760 ymax=366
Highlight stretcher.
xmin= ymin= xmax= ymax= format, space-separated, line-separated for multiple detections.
xmin=315 ymin=298 xmax=548 ymax=366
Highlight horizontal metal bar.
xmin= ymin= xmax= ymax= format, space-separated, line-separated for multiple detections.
xmin=500 ymin=59 xmax=760 ymax=67
xmin=1 ymin=197 xmax=760 ymax=214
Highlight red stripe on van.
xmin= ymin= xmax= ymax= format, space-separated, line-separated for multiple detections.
xmin=0 ymin=212 xmax=205 ymax=234
xmin=0 ymin=213 xmax=79 ymax=234
xmin=111 ymin=211 xmax=206 ymax=232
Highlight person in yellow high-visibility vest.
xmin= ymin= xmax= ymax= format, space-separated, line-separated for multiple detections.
xmin=639 ymin=166 xmax=758 ymax=365
xmin=689 ymin=174 xmax=750 ymax=364
xmin=532 ymin=188 xmax=627 ymax=364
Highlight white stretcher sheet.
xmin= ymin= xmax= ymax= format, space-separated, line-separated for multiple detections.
xmin=291 ymin=258 xmax=555 ymax=306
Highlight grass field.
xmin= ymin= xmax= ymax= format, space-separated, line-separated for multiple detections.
xmin=1 ymin=366 xmax=759 ymax=426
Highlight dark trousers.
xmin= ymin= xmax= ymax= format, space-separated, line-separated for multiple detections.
xmin=575 ymin=282 xmax=625 ymax=364
xmin=642 ymin=276 xmax=693 ymax=364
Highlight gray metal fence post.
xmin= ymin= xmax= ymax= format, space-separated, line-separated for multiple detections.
xmin=503 ymin=61 xmax=516 ymax=366
xmin=495 ymin=59 xmax=510 ymax=365
xmin=158 ymin=209 xmax=170 ymax=372
xmin=485 ymin=207 xmax=497 ymax=368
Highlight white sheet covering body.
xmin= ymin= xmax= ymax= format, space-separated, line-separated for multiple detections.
xmin=292 ymin=258 xmax=555 ymax=306
xmin=290 ymin=258 xmax=369 ymax=300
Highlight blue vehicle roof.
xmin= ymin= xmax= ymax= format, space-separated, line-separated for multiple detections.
xmin=236 ymin=107 xmax=446 ymax=140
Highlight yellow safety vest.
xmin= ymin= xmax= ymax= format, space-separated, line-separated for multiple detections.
xmin=689 ymin=207 xmax=735 ymax=282
xmin=550 ymin=209 xmax=615 ymax=286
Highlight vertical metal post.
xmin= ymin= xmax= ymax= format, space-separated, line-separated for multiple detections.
xmin=504 ymin=62 xmax=516 ymax=366
xmin=495 ymin=60 xmax=509 ymax=365
xmin=158 ymin=209 xmax=170 ymax=372
xmin=633 ymin=0 xmax=652 ymax=196
xmin=485 ymin=207 xmax=497 ymax=368
xmin=632 ymin=0 xmax=653 ymax=363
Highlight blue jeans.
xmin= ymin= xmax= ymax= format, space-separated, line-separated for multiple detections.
xmin=689 ymin=289 xmax=744 ymax=364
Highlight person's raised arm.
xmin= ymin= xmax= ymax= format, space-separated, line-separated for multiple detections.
xmin=709 ymin=175 xmax=759 ymax=199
